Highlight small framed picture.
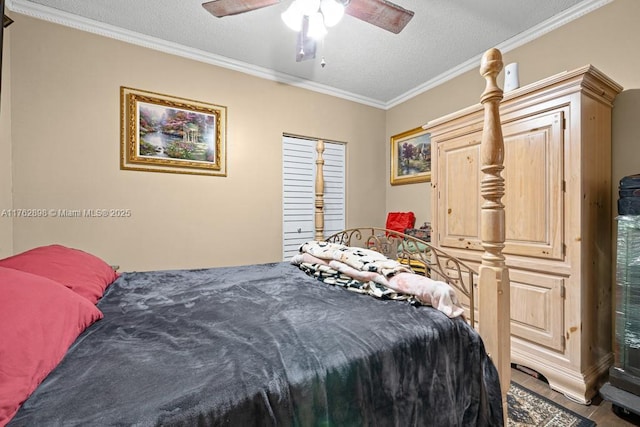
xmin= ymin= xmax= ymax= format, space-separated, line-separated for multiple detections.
xmin=390 ymin=126 xmax=431 ymax=185
xmin=120 ymin=87 xmax=227 ymax=176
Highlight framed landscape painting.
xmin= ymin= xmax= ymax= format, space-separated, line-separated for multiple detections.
xmin=120 ymin=87 xmax=227 ymax=176
xmin=390 ymin=126 xmax=431 ymax=185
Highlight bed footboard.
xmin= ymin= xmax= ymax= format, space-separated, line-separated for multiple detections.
xmin=325 ymin=227 xmax=476 ymax=326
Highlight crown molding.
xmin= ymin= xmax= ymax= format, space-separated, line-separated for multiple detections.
xmin=6 ymin=0 xmax=612 ymax=110
xmin=5 ymin=0 xmax=386 ymax=109
xmin=385 ymin=0 xmax=613 ymax=109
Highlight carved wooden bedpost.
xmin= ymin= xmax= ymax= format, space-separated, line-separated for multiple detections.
xmin=315 ymin=139 xmax=325 ymax=241
xmin=478 ymin=48 xmax=510 ymax=424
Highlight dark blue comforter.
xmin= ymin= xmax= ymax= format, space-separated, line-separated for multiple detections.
xmin=10 ymin=262 xmax=503 ymax=426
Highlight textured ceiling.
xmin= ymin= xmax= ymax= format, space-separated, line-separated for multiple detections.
xmin=7 ymin=0 xmax=608 ymax=108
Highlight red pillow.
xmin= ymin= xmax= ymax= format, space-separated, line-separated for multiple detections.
xmin=0 ymin=266 xmax=103 ymax=426
xmin=0 ymin=244 xmax=119 ymax=304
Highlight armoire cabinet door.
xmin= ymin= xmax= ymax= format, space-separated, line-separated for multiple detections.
xmin=436 ymin=108 xmax=565 ymax=260
xmin=509 ymin=269 xmax=565 ymax=351
xmin=436 ymin=132 xmax=483 ymax=251
xmin=502 ymin=109 xmax=565 ymax=260
xmin=452 ymin=263 xmax=565 ymax=351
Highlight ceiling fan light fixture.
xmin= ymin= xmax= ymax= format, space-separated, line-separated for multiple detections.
xmin=320 ymin=0 xmax=344 ymax=27
xmin=281 ymin=2 xmax=304 ymax=31
xmin=307 ymin=11 xmax=327 ymax=39
xmin=296 ymin=0 xmax=321 ymax=16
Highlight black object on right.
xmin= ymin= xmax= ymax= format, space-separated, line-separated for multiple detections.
xmin=618 ymin=174 xmax=640 ymax=215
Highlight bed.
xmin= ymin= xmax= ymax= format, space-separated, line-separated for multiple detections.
xmin=0 ymin=48 xmax=510 ymax=426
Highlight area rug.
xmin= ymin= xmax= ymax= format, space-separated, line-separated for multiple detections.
xmin=508 ymin=382 xmax=596 ymax=427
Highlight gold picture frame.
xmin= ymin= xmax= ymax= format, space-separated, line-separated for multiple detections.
xmin=120 ymin=87 xmax=227 ymax=176
xmin=390 ymin=126 xmax=431 ymax=185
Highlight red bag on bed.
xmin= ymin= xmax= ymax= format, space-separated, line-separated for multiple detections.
xmin=385 ymin=212 xmax=416 ymax=234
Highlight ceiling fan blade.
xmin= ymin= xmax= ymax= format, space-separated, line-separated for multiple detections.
xmin=202 ymin=0 xmax=280 ymax=17
xmin=296 ymin=16 xmax=317 ymax=62
xmin=345 ymin=0 xmax=414 ymax=34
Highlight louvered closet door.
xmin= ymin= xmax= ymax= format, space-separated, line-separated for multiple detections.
xmin=323 ymin=143 xmax=346 ymax=238
xmin=282 ymin=136 xmax=345 ymax=260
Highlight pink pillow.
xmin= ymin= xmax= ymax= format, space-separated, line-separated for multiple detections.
xmin=0 ymin=244 xmax=119 ymax=304
xmin=0 ymin=266 xmax=103 ymax=426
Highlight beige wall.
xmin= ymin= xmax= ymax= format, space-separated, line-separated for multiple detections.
xmin=0 ymin=27 xmax=12 ymax=258
xmin=6 ymin=15 xmax=386 ymax=271
xmin=386 ymin=0 xmax=640 ymax=225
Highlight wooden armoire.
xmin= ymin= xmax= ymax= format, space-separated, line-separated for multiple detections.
xmin=425 ymin=65 xmax=622 ymax=403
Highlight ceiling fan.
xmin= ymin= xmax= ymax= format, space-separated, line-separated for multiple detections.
xmin=202 ymin=0 xmax=414 ymax=62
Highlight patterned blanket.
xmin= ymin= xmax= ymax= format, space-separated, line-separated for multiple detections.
xmin=291 ymin=241 xmax=464 ymax=318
